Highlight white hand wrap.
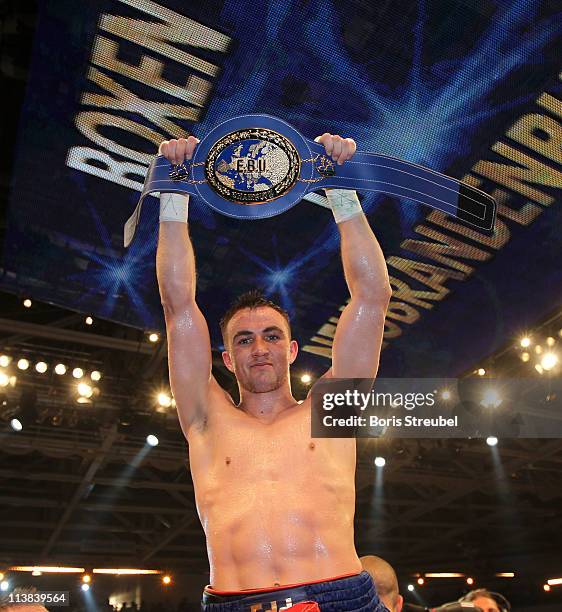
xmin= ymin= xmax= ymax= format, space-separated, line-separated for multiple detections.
xmin=325 ymin=189 xmax=362 ymax=223
xmin=159 ymin=192 xmax=189 ymax=223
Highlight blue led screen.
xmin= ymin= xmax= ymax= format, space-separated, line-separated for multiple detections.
xmin=2 ymin=0 xmax=562 ymax=377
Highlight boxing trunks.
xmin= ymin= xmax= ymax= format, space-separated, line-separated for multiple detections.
xmin=201 ymin=571 xmax=388 ymax=611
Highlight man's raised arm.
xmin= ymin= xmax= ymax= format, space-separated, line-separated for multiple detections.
xmin=315 ymin=134 xmax=392 ymax=379
xmin=157 ymin=137 xmax=215 ymax=436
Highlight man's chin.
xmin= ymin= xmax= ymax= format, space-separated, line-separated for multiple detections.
xmin=242 ymin=373 xmax=284 ymax=394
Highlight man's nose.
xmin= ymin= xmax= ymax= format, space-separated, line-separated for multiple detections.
xmin=251 ymin=337 xmax=269 ymax=355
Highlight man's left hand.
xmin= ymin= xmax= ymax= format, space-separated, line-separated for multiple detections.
xmin=314 ymin=133 xmax=357 ymax=165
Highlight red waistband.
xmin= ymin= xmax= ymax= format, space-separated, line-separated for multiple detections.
xmin=205 ymin=571 xmax=361 ymax=596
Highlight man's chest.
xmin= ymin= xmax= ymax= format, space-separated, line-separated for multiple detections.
xmin=189 ymin=403 xmax=355 ymax=485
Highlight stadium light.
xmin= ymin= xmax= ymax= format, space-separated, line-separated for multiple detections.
xmin=157 ymin=393 xmax=172 ymax=408
xmin=146 ymin=434 xmax=159 ymax=447
xmin=10 ymin=418 xmax=23 ymax=432
xmin=541 ymin=352 xmax=558 ymax=371
xmin=17 ymin=359 xmax=29 ymax=371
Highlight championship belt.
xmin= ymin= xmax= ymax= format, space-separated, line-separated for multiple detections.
xmin=124 ymin=114 xmax=496 ymax=246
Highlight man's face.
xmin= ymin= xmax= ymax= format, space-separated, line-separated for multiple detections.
xmin=471 ymin=596 xmax=500 ymax=612
xmin=222 ymin=307 xmax=298 ymax=393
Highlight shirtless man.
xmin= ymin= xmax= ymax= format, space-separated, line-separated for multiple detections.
xmin=157 ymin=133 xmax=391 ymax=611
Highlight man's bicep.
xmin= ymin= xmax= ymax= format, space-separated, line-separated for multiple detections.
xmin=165 ymin=303 xmax=213 ymax=426
xmin=331 ymin=299 xmax=387 ymax=379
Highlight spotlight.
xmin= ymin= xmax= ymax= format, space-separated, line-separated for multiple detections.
xmin=0 ymin=355 xmax=10 ymax=368
xmin=77 ymin=383 xmax=93 ymax=399
xmin=520 ymin=337 xmax=531 ymax=348
xmin=148 ymin=333 xmax=159 ymax=343
xmin=91 ymin=370 xmax=102 ymax=382
xmin=546 ymin=336 xmax=555 ymax=347
xmin=521 ymin=352 xmax=530 ymax=362
xmin=466 ymin=577 xmax=474 ymax=585
xmin=481 ymin=388 xmax=502 ymax=409
xmin=0 ymin=581 xmax=9 ymax=591
xmin=544 ymin=584 xmax=551 ymax=592
xmin=23 ymin=299 xmax=32 ymax=308
xmin=162 ymin=575 xmax=171 ymax=585
xmin=0 ymin=372 xmax=9 ymax=387
xmin=17 ymin=359 xmax=30 ymax=371
xmin=32 ymin=570 xmax=42 ymax=576
xmin=81 ymin=583 xmax=90 ymax=592
xmin=535 ymin=345 xmax=543 ymax=355
xmin=486 ymin=436 xmax=498 ymax=447
xmin=157 ymin=393 xmax=172 ymax=408
xmin=477 ymin=368 xmax=486 ymax=376
xmin=54 ymin=363 xmax=67 ymax=375
xmin=374 ymin=456 xmax=386 ymax=467
xmin=535 ymin=364 xmax=544 ymax=375
xmin=440 ymin=389 xmax=451 ymax=400
xmin=35 ymin=362 xmax=48 ymax=374
xmin=407 ymin=584 xmax=414 ymax=592
xmin=10 ymin=418 xmax=23 ymax=432
xmin=417 ymin=578 xmax=424 ymax=586
xmin=301 ymin=374 xmax=312 ymax=384
xmin=85 ymin=316 xmax=93 ymax=326
xmin=541 ymin=353 xmax=558 ymax=371
xmin=72 ymin=368 xmax=84 ymax=379
xmin=82 ymin=575 xmax=91 ymax=584
xmin=146 ymin=434 xmax=159 ymax=447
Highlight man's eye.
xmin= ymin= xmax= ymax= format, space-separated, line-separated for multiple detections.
xmin=266 ymin=335 xmax=279 ymax=341
xmin=238 ymin=337 xmax=251 ymax=344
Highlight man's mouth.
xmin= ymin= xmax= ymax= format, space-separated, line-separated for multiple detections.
xmin=251 ymin=363 xmax=272 ymax=368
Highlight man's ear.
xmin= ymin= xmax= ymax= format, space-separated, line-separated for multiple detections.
xmin=289 ymin=339 xmax=298 ymax=364
xmin=396 ymin=594 xmax=403 ymax=612
xmin=222 ymin=350 xmax=234 ymax=373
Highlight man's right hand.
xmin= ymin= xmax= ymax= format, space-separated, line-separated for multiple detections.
xmin=159 ymin=136 xmax=200 ymax=165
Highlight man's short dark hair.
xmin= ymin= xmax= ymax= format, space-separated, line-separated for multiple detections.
xmin=219 ymin=290 xmax=291 ymax=346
